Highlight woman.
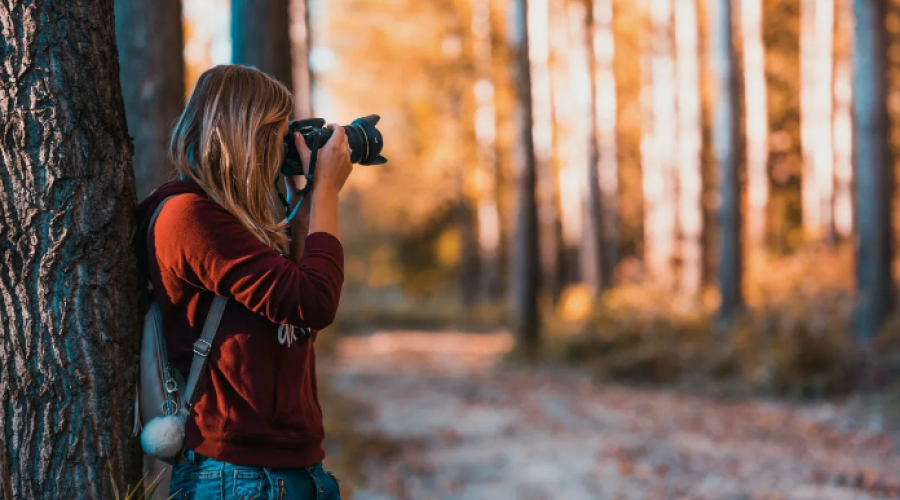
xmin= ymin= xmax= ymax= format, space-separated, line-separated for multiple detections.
xmin=136 ymin=65 xmax=350 ymax=499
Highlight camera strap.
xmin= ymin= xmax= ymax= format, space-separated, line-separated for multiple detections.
xmin=282 ymin=133 xmax=321 ymax=223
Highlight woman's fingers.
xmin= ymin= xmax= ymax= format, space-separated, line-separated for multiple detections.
xmin=293 ymin=132 xmax=312 ymax=176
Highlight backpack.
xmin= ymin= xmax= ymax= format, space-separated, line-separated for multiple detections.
xmin=132 ymin=195 xmax=227 ymax=494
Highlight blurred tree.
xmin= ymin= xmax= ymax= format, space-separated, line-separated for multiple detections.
xmin=740 ymin=0 xmax=769 ymax=250
xmin=708 ymin=0 xmax=744 ymax=318
xmin=291 ymin=0 xmax=314 ymax=117
xmin=530 ymin=0 xmax=565 ymax=303
xmin=585 ymin=0 xmax=620 ymax=294
xmin=583 ymin=0 xmax=617 ymax=295
xmin=0 ymin=0 xmax=142 ymax=497
xmin=471 ymin=0 xmax=504 ymax=299
xmin=852 ymin=0 xmax=892 ymax=341
xmin=232 ymin=0 xmax=293 ymax=88
xmin=510 ymin=0 xmax=542 ymax=358
xmin=115 ymin=0 xmax=185 ymax=199
xmin=800 ymin=0 xmax=836 ymax=242
xmin=675 ymin=0 xmax=704 ymax=300
xmin=832 ymin=0 xmax=853 ymax=239
xmin=642 ymin=0 xmax=679 ymax=288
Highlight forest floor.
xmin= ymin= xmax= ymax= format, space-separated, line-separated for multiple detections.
xmin=322 ymin=331 xmax=900 ymax=500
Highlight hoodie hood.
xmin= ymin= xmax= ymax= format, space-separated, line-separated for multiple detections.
xmin=135 ymin=180 xmax=208 ymax=274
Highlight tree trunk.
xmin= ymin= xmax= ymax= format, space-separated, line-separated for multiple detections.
xmin=115 ymin=0 xmax=185 ymax=200
xmin=472 ymin=0 xmax=503 ymax=300
xmin=291 ymin=0 xmax=315 ymax=117
xmin=801 ymin=0 xmax=836 ymax=242
xmin=833 ymin=0 xmax=854 ymax=239
xmin=740 ymin=0 xmax=769 ymax=249
xmin=0 ymin=1 xmax=143 ymax=498
xmin=528 ymin=0 xmax=564 ymax=304
xmin=675 ymin=0 xmax=704 ymax=300
xmin=708 ymin=0 xmax=744 ymax=319
xmin=232 ymin=0 xmax=294 ymax=89
xmin=852 ymin=0 xmax=892 ymax=342
xmin=510 ymin=0 xmax=541 ymax=359
xmin=586 ymin=0 xmax=619 ymax=294
xmin=643 ymin=0 xmax=679 ymax=288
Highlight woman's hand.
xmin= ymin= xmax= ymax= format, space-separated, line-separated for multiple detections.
xmin=311 ymin=124 xmax=353 ymax=194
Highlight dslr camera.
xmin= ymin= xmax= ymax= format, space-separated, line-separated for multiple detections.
xmin=282 ymin=114 xmax=387 ymax=177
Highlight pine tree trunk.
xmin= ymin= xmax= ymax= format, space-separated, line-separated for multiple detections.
xmin=740 ymin=0 xmax=769 ymax=249
xmin=708 ymin=0 xmax=744 ymax=319
xmin=232 ymin=0 xmax=294 ymax=88
xmin=510 ymin=0 xmax=541 ymax=359
xmin=0 ymin=1 xmax=143 ymax=498
xmin=852 ymin=0 xmax=892 ymax=341
xmin=115 ymin=0 xmax=185 ymax=199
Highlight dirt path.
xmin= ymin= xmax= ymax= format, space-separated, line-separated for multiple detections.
xmin=325 ymin=331 xmax=900 ymax=500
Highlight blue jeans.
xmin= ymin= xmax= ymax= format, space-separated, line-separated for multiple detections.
xmin=169 ymin=449 xmax=342 ymax=500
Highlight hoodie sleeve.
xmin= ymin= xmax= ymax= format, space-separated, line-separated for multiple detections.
xmin=151 ymin=194 xmax=344 ymax=330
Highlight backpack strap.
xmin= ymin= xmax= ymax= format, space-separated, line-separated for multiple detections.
xmin=184 ymin=295 xmax=226 ymax=408
xmin=146 ymin=194 xmax=228 ymax=411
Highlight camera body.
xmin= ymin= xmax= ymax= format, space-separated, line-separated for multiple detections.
xmin=281 ymin=115 xmax=387 ymax=176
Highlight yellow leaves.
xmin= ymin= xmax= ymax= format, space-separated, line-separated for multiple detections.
xmin=435 ymin=228 xmax=461 ymax=267
xmin=556 ymin=284 xmax=594 ymax=325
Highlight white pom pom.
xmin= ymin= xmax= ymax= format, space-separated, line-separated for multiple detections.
xmin=140 ymin=414 xmax=185 ymax=459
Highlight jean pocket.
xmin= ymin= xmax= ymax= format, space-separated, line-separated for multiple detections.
xmin=325 ymin=470 xmax=341 ymax=497
xmin=233 ymin=469 xmax=267 ymax=500
xmin=169 ymin=466 xmax=223 ymax=500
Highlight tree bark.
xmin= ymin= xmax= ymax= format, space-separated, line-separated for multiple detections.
xmin=0 ymin=1 xmax=143 ymax=498
xmin=232 ymin=0 xmax=294 ymax=89
xmin=115 ymin=0 xmax=185 ymax=199
xmin=852 ymin=0 xmax=892 ymax=342
xmin=708 ymin=0 xmax=744 ymax=319
xmin=510 ymin=0 xmax=541 ymax=359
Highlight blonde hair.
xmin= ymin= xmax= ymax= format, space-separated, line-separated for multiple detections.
xmin=170 ymin=64 xmax=293 ymax=253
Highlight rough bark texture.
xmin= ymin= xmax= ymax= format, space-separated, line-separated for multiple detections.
xmin=708 ymin=0 xmax=744 ymax=319
xmin=852 ymin=0 xmax=892 ymax=341
xmin=510 ymin=0 xmax=541 ymax=359
xmin=0 ymin=0 xmax=143 ymax=498
xmin=115 ymin=0 xmax=185 ymax=199
xmin=232 ymin=0 xmax=294 ymax=90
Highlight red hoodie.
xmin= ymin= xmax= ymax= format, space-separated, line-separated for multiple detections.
xmin=135 ymin=180 xmax=344 ymax=468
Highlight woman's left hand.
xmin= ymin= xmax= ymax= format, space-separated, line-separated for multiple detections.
xmin=288 ymin=131 xmax=313 ymax=192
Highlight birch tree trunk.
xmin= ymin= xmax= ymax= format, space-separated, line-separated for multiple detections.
xmin=0 ymin=1 xmax=143 ymax=497
xmin=833 ymin=0 xmax=854 ymax=239
xmin=708 ymin=0 xmax=743 ymax=319
xmin=740 ymin=0 xmax=769 ymax=249
xmin=643 ymin=0 xmax=679 ymax=288
xmin=291 ymin=0 xmax=315 ymax=117
xmin=116 ymin=0 xmax=185 ymax=199
xmin=585 ymin=0 xmax=618 ymax=295
xmin=511 ymin=0 xmax=542 ymax=358
xmin=232 ymin=0 xmax=294 ymax=88
xmin=852 ymin=0 xmax=892 ymax=342
xmin=675 ymin=0 xmax=704 ymax=300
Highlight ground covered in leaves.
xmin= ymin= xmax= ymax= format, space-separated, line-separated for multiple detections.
xmin=324 ymin=331 xmax=900 ymax=500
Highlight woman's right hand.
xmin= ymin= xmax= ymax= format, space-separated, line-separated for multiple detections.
xmin=309 ymin=123 xmax=353 ymax=194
